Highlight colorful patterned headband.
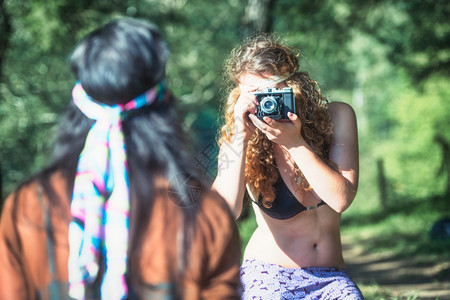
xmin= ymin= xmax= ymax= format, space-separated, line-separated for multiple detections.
xmin=68 ymin=81 xmax=166 ymax=299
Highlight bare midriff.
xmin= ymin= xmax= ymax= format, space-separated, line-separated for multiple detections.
xmin=243 ymin=201 xmax=345 ymax=269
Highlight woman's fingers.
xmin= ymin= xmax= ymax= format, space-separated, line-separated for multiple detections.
xmin=235 ymin=93 xmax=258 ymax=117
xmin=248 ymin=112 xmax=302 ymax=147
xmin=288 ymin=112 xmax=301 ymax=126
xmin=248 ymin=114 xmax=270 ymax=133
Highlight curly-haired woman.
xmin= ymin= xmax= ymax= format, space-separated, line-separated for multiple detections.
xmin=212 ymin=34 xmax=363 ymax=299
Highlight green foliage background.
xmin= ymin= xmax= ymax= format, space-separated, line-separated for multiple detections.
xmin=1 ymin=0 xmax=449 ymax=297
xmin=1 ymin=0 xmax=449 ymax=235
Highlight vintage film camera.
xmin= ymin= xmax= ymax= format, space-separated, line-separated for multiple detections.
xmin=253 ymin=87 xmax=296 ymax=120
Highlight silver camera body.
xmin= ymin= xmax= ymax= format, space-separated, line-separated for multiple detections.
xmin=253 ymin=87 xmax=296 ymax=120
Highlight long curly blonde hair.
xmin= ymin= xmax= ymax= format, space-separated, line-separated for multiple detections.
xmin=218 ymin=34 xmax=334 ymax=208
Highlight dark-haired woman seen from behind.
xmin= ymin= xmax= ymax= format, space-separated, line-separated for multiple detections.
xmin=0 ymin=18 xmax=241 ymax=299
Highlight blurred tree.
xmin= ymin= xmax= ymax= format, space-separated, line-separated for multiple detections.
xmin=0 ymin=0 xmax=121 ymax=196
xmin=0 ymin=0 xmax=11 ymax=81
xmin=241 ymin=0 xmax=274 ymax=36
xmin=272 ymin=0 xmax=355 ymax=91
xmin=385 ymin=76 xmax=450 ymax=199
xmin=345 ymin=0 xmax=450 ymax=83
xmin=0 ymin=0 xmax=11 ymax=200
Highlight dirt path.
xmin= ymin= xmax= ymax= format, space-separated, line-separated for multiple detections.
xmin=342 ymin=236 xmax=450 ymax=299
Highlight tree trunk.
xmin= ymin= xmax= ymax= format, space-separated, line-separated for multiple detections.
xmin=241 ymin=0 xmax=274 ymax=37
xmin=0 ymin=0 xmax=11 ymax=207
xmin=434 ymin=134 xmax=450 ymax=196
xmin=0 ymin=0 xmax=12 ymax=82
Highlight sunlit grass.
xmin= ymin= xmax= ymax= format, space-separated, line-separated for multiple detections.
xmin=341 ymin=195 xmax=450 ymax=259
xmin=356 ymin=281 xmax=422 ymax=300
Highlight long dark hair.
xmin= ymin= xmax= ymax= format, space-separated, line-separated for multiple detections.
xmin=12 ymin=18 xmax=200 ymax=298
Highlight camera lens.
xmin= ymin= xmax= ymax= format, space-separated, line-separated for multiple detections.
xmin=260 ymin=97 xmax=277 ymax=114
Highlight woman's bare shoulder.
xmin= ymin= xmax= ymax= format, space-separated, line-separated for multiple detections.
xmin=327 ymin=101 xmax=357 ymax=134
xmin=327 ymin=101 xmax=356 ymax=120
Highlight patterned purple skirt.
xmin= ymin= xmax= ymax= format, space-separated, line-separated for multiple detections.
xmin=240 ymin=259 xmax=364 ymax=300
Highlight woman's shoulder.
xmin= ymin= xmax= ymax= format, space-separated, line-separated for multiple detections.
xmin=327 ymin=101 xmax=357 ymax=132
xmin=327 ymin=101 xmax=356 ymax=119
xmin=327 ymin=101 xmax=357 ymax=122
xmin=0 ymin=172 xmax=70 ymax=227
xmin=1 ymin=179 xmax=43 ymax=226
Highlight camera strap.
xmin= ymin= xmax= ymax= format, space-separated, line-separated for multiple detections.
xmin=256 ymin=73 xmax=293 ymax=90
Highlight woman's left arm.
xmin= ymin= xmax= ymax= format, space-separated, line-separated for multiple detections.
xmin=248 ymin=102 xmax=359 ymax=213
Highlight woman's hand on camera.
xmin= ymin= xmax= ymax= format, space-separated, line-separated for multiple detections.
xmin=233 ymin=90 xmax=258 ymax=139
xmin=248 ymin=112 xmax=303 ymax=148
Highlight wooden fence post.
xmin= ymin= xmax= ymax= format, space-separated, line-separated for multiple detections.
xmin=434 ymin=134 xmax=450 ymax=197
xmin=377 ymin=158 xmax=388 ymax=211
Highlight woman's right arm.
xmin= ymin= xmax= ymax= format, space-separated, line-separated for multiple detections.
xmin=212 ymin=133 xmax=248 ymax=219
xmin=212 ymin=89 xmax=257 ymax=219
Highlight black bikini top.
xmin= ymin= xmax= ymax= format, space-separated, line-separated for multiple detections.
xmin=254 ymin=175 xmax=326 ymax=220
